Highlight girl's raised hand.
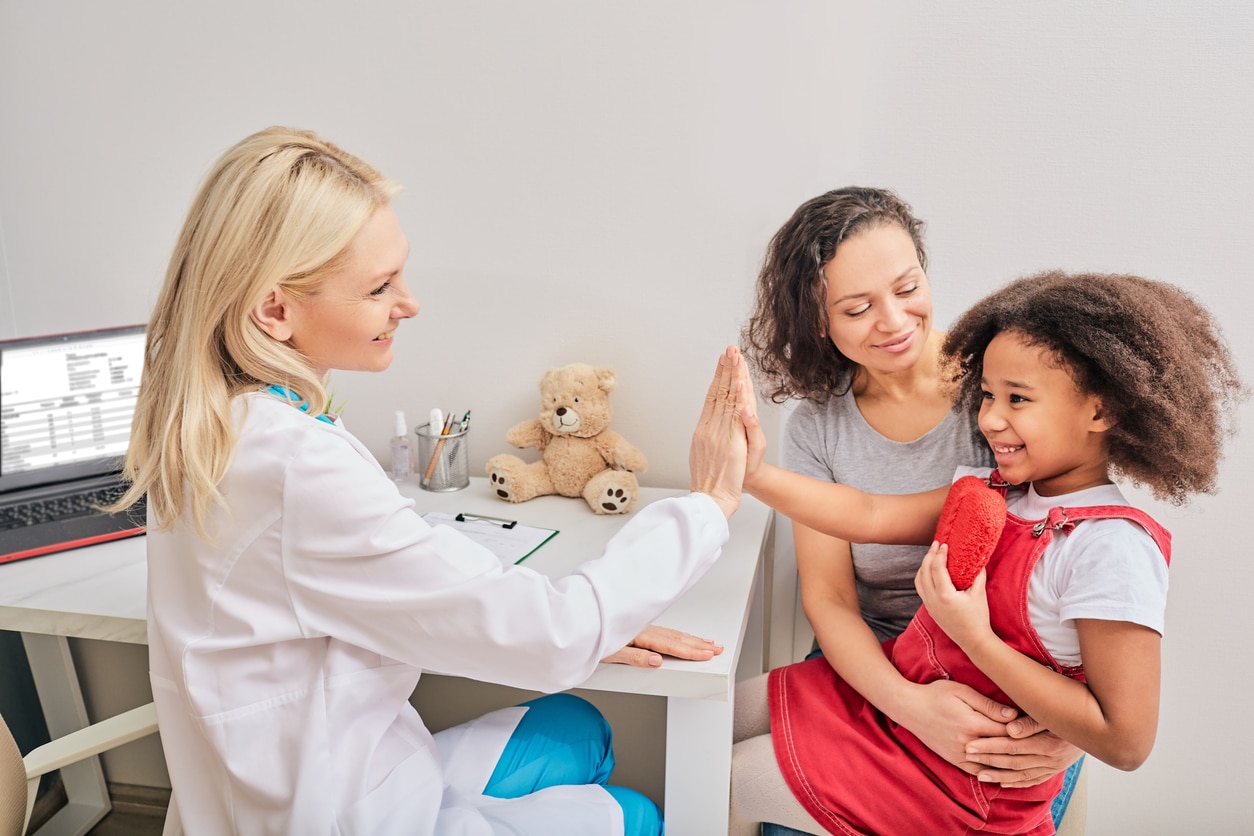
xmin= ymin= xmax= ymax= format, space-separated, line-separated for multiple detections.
xmin=915 ymin=542 xmax=993 ymax=651
xmin=736 ymin=356 xmax=766 ymax=485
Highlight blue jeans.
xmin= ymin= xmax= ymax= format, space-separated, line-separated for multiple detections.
xmin=760 ymin=756 xmax=1085 ymax=835
xmin=485 ymin=693 xmax=663 ymax=836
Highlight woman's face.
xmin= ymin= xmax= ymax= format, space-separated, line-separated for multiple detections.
xmin=286 ymin=204 xmax=419 ymax=376
xmin=821 ymin=224 xmax=932 ymax=375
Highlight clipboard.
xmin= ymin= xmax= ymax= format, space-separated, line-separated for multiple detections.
xmin=422 ymin=511 xmax=558 ymax=565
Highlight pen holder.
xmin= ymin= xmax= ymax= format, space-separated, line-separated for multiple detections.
xmin=416 ymin=422 xmax=470 ymax=492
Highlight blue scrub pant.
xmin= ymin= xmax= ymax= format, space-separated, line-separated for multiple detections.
xmin=484 ymin=693 xmax=663 ymax=836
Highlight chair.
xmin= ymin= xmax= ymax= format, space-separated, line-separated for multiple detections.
xmin=1056 ymin=757 xmax=1088 ymax=835
xmin=0 ymin=702 xmax=158 ymax=836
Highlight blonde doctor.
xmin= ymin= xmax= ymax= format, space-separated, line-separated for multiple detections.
xmin=110 ymin=127 xmax=751 ymax=836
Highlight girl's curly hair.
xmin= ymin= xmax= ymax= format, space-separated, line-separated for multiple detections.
xmin=942 ymin=270 xmax=1246 ymax=504
xmin=741 ymin=186 xmax=927 ymax=403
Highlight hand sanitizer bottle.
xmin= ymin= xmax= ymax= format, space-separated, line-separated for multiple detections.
xmin=390 ymin=410 xmax=413 ymax=481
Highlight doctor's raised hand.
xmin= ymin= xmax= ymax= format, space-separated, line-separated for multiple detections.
xmin=689 ymin=345 xmax=751 ymax=519
xmin=602 ymin=346 xmax=750 ymax=668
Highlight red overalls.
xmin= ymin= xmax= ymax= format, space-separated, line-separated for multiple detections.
xmin=769 ymin=474 xmax=1171 ymax=835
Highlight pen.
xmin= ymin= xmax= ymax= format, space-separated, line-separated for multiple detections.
xmin=455 ymin=512 xmax=517 ymax=529
xmin=424 ymin=409 xmax=457 ymax=483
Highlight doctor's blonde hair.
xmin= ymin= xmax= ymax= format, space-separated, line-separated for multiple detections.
xmin=113 ymin=127 xmax=401 ymax=537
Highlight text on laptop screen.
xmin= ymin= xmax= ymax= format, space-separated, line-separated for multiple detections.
xmin=1 ymin=327 xmax=146 ymax=478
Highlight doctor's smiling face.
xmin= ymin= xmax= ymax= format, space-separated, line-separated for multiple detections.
xmin=264 ymin=203 xmax=418 ymax=376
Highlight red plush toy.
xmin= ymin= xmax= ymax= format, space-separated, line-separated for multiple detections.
xmin=934 ymin=475 xmax=1007 ymax=590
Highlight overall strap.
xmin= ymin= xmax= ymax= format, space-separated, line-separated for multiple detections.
xmin=985 ymin=469 xmax=1171 ymax=564
xmin=1029 ymin=504 xmax=1172 ymax=565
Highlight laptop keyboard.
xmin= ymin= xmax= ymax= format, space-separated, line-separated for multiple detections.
xmin=0 ymin=484 xmax=130 ymax=530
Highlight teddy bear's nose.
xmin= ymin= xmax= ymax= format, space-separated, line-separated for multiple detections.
xmin=556 ymin=407 xmax=567 ymax=416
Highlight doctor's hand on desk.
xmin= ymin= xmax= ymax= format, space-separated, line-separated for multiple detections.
xmin=601 ymin=625 xmax=724 ymax=668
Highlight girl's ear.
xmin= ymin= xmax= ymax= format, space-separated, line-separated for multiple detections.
xmin=251 ymin=286 xmax=294 ymax=341
xmin=1090 ymin=398 xmax=1115 ymax=432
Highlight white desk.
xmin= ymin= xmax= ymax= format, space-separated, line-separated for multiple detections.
xmin=0 ymin=477 xmax=772 ymax=835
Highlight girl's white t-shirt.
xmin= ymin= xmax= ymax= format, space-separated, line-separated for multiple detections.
xmin=955 ymin=467 xmax=1169 ymax=668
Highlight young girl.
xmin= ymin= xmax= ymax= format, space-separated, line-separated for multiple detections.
xmin=727 ymin=270 xmax=1244 ymax=835
xmin=740 ymin=187 xmax=1080 ymax=828
xmin=108 ymin=127 xmax=751 ymax=836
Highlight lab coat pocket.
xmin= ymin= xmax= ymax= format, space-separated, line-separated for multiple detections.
xmin=336 ymin=745 xmax=443 ymax=836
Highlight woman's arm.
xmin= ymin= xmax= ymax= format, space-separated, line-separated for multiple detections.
xmin=919 ymin=543 xmax=1160 ymax=770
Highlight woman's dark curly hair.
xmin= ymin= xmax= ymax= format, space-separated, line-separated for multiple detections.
xmin=942 ymin=270 xmax=1246 ymax=504
xmin=741 ymin=186 xmax=927 ymax=403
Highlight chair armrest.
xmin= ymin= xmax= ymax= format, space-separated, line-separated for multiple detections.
xmin=23 ymin=702 xmax=158 ymax=780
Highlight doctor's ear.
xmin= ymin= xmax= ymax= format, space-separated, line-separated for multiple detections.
xmin=251 ymin=287 xmax=295 ymax=341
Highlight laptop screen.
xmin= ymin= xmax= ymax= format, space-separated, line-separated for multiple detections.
xmin=0 ymin=325 xmax=146 ymax=495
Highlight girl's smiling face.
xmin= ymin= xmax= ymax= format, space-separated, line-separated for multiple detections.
xmin=821 ymin=224 xmax=932 ymax=375
xmin=285 ymin=204 xmax=418 ymax=376
xmin=978 ymin=330 xmax=1113 ymax=497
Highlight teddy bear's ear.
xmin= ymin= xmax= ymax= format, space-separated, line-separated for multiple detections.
xmin=538 ymin=368 xmax=557 ymax=390
xmin=594 ymin=366 xmax=618 ymax=393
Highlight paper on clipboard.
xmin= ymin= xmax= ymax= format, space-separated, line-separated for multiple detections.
xmin=422 ymin=511 xmax=558 ymax=565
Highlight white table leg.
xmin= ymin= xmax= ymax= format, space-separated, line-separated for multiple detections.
xmin=664 ymin=694 xmax=733 ymax=835
xmin=21 ymin=632 xmax=110 ymax=836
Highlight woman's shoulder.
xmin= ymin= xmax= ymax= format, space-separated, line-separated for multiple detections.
xmin=788 ymin=389 xmax=855 ymax=417
xmin=784 ymin=390 xmax=869 ymax=440
xmin=233 ymin=393 xmax=376 ymax=479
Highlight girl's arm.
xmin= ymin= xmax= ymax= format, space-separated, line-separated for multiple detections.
xmin=737 ymin=365 xmax=947 ymax=546
xmin=919 ymin=544 xmax=1160 ymax=770
xmin=745 ymin=460 xmax=948 ymax=546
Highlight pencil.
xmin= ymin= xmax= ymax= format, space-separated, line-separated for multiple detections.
xmin=423 ymin=411 xmax=457 ymax=483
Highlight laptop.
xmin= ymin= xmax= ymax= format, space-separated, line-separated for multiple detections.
xmin=0 ymin=324 xmax=148 ymax=564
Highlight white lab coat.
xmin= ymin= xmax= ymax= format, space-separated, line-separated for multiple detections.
xmin=146 ymin=393 xmax=728 ymax=835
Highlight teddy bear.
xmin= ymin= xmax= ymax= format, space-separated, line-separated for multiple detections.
xmin=486 ymin=363 xmax=648 ymax=514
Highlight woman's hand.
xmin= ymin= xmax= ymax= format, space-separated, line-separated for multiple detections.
xmin=965 ymin=723 xmax=1085 ymax=787
xmin=892 ymin=679 xmax=1018 ymax=775
xmin=894 ymin=664 xmax=1081 ymax=785
xmin=601 ymin=624 xmax=725 ymax=668
xmin=689 ymin=346 xmax=751 ymax=519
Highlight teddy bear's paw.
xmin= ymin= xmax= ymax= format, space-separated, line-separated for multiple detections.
xmin=597 ymin=486 xmax=634 ymax=514
xmin=488 ymin=469 xmax=515 ymax=501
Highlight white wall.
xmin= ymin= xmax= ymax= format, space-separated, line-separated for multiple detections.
xmin=2 ymin=2 xmax=1251 ymax=832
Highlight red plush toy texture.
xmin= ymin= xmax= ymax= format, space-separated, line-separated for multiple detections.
xmin=934 ymin=475 xmax=1007 ymax=590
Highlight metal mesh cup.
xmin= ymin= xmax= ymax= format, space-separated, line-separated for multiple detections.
xmin=416 ymin=422 xmax=470 ymax=491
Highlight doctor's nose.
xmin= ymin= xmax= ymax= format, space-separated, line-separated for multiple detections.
xmin=396 ymin=296 xmax=419 ymax=319
xmin=392 ymin=280 xmax=420 ymax=319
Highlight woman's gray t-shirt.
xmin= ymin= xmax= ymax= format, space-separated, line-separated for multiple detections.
xmin=781 ymin=392 xmax=993 ymax=643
